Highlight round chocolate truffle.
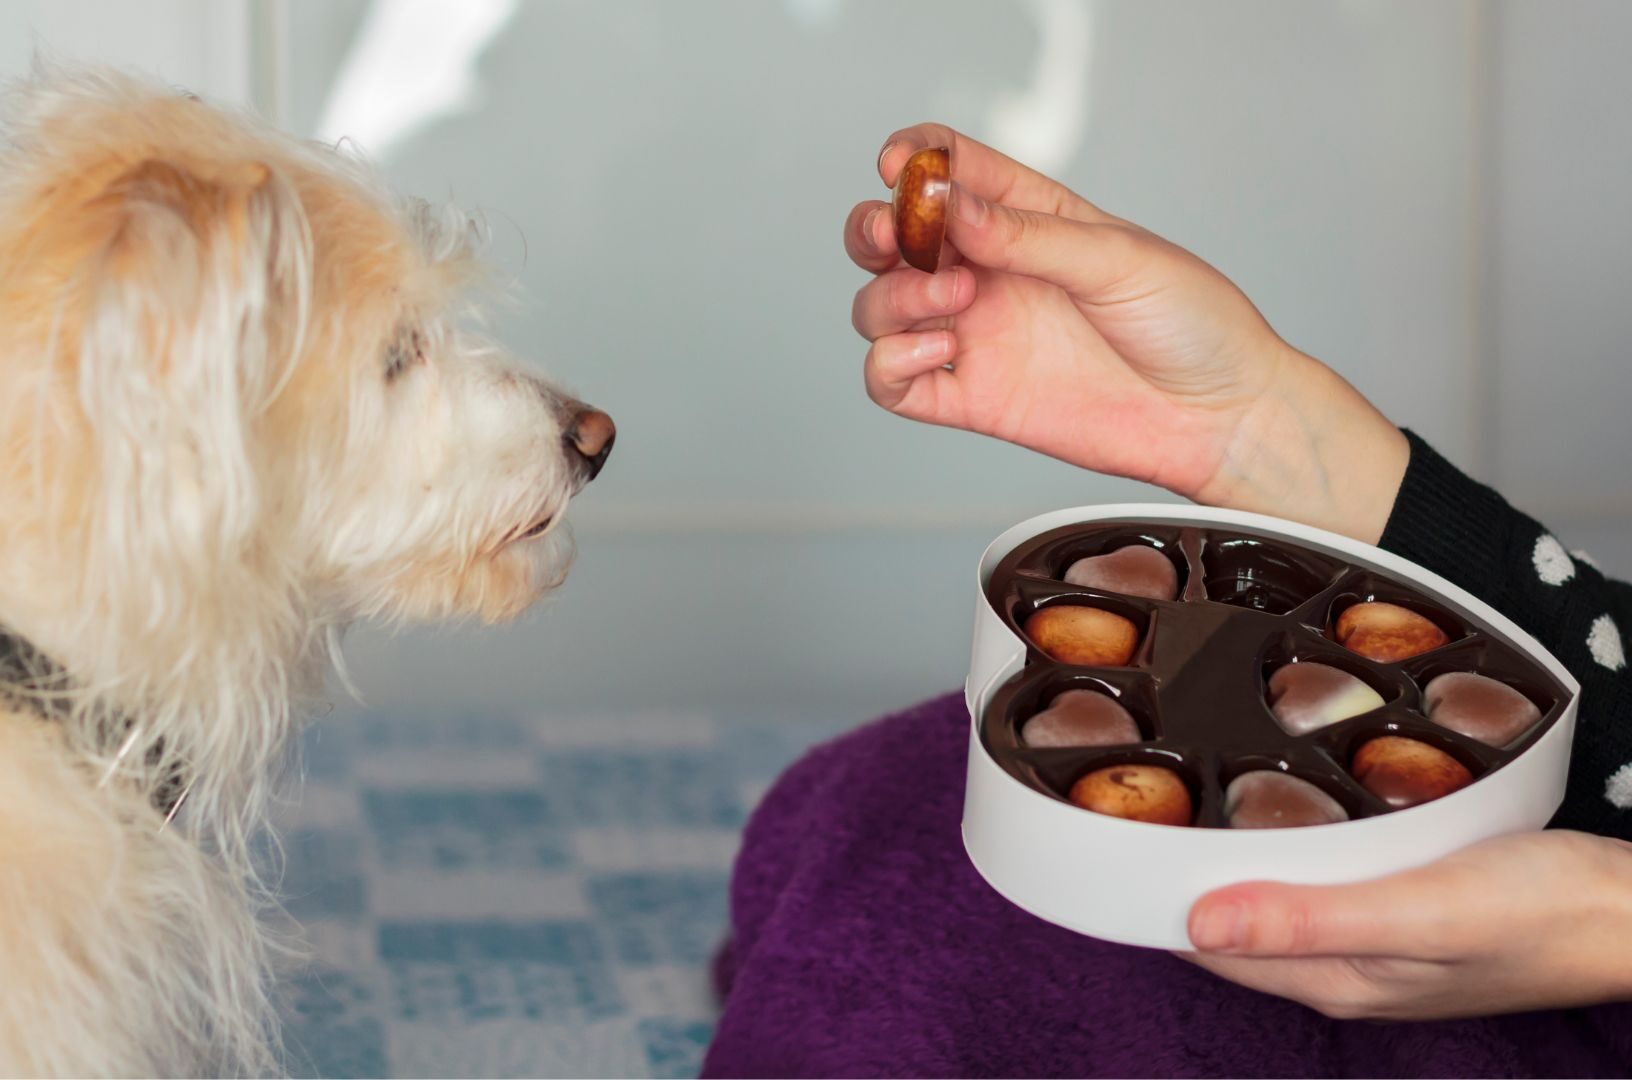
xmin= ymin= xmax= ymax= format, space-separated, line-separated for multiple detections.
xmin=1351 ymin=735 xmax=1474 ymax=809
xmin=1333 ymin=602 xmax=1450 ymax=663
xmin=1224 ymin=770 xmax=1349 ymax=829
xmin=1068 ymin=764 xmax=1192 ymax=826
xmin=1021 ymin=690 xmax=1142 ymax=749
xmin=1266 ymin=662 xmax=1385 ymax=736
xmin=1023 ymin=606 xmax=1139 ymax=667
xmin=1424 ymin=671 xmax=1542 ymax=748
xmin=1062 ymin=545 xmax=1179 ymax=601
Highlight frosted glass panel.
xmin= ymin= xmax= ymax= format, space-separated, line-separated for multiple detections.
xmin=288 ymin=0 xmax=1487 ymax=713
xmin=283 ymin=0 xmax=1481 ymax=533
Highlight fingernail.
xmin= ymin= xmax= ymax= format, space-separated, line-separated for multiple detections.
xmin=953 ymin=184 xmax=987 ymax=226
xmin=926 ymin=270 xmax=958 ymax=309
xmin=1191 ymin=902 xmax=1246 ymax=952
xmin=862 ymin=207 xmax=884 ymax=251
xmin=912 ymin=331 xmax=951 ymax=362
xmin=877 ymin=140 xmax=899 ymax=175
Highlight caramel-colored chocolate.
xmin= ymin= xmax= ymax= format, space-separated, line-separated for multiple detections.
xmin=1023 ymin=606 xmax=1139 ymax=667
xmin=892 ymin=146 xmax=950 ymax=272
xmin=1069 ymin=764 xmax=1192 ymax=826
xmin=1351 ymin=736 xmax=1473 ymax=809
xmin=1334 ymin=602 xmax=1449 ymax=663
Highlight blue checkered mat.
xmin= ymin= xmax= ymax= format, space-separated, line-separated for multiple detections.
xmin=274 ymin=705 xmax=852 ymax=1078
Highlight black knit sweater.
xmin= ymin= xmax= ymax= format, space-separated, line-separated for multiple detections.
xmin=1381 ymin=430 xmax=1632 ymax=838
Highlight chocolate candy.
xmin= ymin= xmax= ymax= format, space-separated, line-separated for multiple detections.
xmin=1023 ymin=606 xmax=1138 ymax=667
xmin=1351 ymin=736 xmax=1473 ymax=809
xmin=1266 ymin=662 xmax=1384 ymax=736
xmin=1424 ymin=672 xmax=1541 ymax=748
xmin=1069 ymin=764 xmax=1192 ymax=826
xmin=1224 ymin=771 xmax=1349 ymax=829
xmin=1063 ymin=545 xmax=1179 ymax=601
xmin=983 ymin=522 xmax=1569 ymax=828
xmin=1334 ymin=602 xmax=1449 ymax=662
xmin=1021 ymin=690 xmax=1141 ymax=749
xmin=892 ymin=146 xmax=950 ymax=272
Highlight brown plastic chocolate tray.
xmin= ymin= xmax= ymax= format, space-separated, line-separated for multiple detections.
xmin=981 ymin=522 xmax=1572 ymax=828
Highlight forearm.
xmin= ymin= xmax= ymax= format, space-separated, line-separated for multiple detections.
xmin=1196 ymin=344 xmax=1408 ymax=545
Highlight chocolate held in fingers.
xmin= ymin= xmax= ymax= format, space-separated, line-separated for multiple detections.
xmin=892 ymin=146 xmax=950 ymax=272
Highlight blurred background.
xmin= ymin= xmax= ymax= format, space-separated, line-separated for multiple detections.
xmin=6 ymin=0 xmax=1629 ymax=717
xmin=4 ymin=1 xmax=1630 ymax=1076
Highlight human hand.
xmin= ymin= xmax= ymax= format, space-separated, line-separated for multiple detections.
xmin=844 ymin=124 xmax=1408 ymax=544
xmin=1181 ymin=830 xmax=1632 ymax=1019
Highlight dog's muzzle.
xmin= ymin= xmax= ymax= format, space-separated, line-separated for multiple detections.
xmin=564 ymin=408 xmax=615 ymax=483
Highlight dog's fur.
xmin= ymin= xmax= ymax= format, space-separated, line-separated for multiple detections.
xmin=0 ymin=68 xmax=605 ymax=1075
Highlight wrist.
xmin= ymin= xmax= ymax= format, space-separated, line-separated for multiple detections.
xmin=1194 ymin=345 xmax=1408 ymax=544
xmin=1584 ymin=836 xmax=1632 ymax=1001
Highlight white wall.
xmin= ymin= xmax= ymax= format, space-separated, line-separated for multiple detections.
xmin=1490 ymin=0 xmax=1632 ymax=524
xmin=282 ymin=0 xmax=1499 ymax=718
xmin=0 ymin=0 xmax=251 ymax=105
xmin=3 ymin=0 xmax=1628 ymax=722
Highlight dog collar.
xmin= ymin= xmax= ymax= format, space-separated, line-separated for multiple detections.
xmin=0 ymin=624 xmax=188 ymax=817
xmin=0 ymin=623 xmax=70 ymax=719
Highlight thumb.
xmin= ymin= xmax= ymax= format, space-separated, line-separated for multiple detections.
xmin=1187 ymin=871 xmax=1454 ymax=959
xmin=948 ymin=184 xmax=1149 ymax=300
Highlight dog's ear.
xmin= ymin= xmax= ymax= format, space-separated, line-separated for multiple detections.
xmin=77 ymin=154 xmax=311 ymax=612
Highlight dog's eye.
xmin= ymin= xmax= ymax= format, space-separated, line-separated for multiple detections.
xmin=385 ymin=330 xmax=425 ymax=382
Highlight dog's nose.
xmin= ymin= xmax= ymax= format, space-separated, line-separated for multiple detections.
xmin=564 ymin=408 xmax=615 ymax=481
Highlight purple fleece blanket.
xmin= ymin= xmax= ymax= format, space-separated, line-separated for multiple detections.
xmin=703 ymin=693 xmax=1632 ymax=1078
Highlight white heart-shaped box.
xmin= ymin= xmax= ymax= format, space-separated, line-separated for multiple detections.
xmin=961 ymin=504 xmax=1580 ymax=950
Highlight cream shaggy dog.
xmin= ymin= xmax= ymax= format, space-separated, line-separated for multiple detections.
xmin=0 ymin=68 xmax=613 ymax=1075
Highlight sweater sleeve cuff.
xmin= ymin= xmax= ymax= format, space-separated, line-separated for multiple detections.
xmin=1377 ymin=430 xmax=1526 ymax=595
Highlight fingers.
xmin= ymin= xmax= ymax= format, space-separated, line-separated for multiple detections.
xmin=851 ymin=265 xmax=974 ymax=340
xmin=945 ymin=186 xmax=1149 ymax=302
xmin=843 ymin=199 xmax=901 ymax=274
xmin=863 ymin=330 xmax=954 ymax=413
xmin=1186 ymin=867 xmax=1459 ymax=960
xmin=878 ymin=123 xmax=1111 ymax=224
